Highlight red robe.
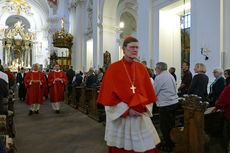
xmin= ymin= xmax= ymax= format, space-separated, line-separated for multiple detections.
xmin=215 ymin=84 xmax=230 ymax=121
xmin=48 ymin=70 xmax=67 ymax=103
xmin=97 ymin=58 xmax=158 ymax=153
xmin=24 ymin=71 xmax=47 ymax=105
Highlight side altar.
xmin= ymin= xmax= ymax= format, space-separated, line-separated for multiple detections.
xmin=0 ymin=21 xmax=35 ymax=71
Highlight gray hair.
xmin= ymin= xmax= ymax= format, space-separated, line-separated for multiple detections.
xmin=156 ymin=62 xmax=167 ymax=71
xmin=213 ymin=68 xmax=223 ymax=74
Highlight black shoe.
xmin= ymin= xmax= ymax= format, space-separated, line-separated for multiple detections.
xmin=35 ymin=111 xmax=39 ymax=114
xmin=28 ymin=110 xmax=33 ymax=116
xmin=55 ymin=110 xmax=60 ymax=114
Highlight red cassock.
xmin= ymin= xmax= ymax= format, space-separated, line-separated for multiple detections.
xmin=24 ymin=71 xmax=47 ymax=105
xmin=97 ymin=58 xmax=158 ymax=153
xmin=48 ymin=70 xmax=67 ymax=103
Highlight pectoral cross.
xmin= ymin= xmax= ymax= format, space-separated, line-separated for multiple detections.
xmin=130 ymin=85 xmax=136 ymax=94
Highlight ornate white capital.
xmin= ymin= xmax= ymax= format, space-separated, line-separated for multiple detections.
xmin=69 ymin=0 xmax=86 ymax=8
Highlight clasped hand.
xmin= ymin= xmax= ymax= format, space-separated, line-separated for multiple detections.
xmin=32 ymin=80 xmax=40 ymax=83
xmin=54 ymin=78 xmax=62 ymax=82
xmin=128 ymin=108 xmax=142 ymax=117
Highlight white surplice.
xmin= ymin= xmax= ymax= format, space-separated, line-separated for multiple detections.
xmin=105 ymin=102 xmax=160 ymax=152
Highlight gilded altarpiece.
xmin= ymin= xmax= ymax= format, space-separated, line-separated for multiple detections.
xmin=1 ymin=21 xmax=35 ymax=71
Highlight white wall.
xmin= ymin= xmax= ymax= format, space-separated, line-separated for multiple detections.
xmin=190 ymin=0 xmax=222 ymax=82
xmin=159 ymin=11 xmax=181 ymax=83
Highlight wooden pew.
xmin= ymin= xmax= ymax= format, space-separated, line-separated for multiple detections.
xmin=87 ymin=88 xmax=105 ymax=122
xmin=77 ymin=86 xmax=87 ymax=114
xmin=0 ymin=89 xmax=16 ymax=152
xmin=64 ymin=85 xmax=69 ymax=104
xmin=69 ymin=86 xmax=76 ymax=108
xmin=75 ymin=86 xmax=84 ymax=109
xmin=170 ymin=96 xmax=209 ymax=153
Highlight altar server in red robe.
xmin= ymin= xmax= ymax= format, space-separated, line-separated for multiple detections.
xmin=48 ymin=64 xmax=67 ymax=113
xmin=24 ymin=64 xmax=47 ymax=115
xmin=97 ymin=37 xmax=160 ymax=153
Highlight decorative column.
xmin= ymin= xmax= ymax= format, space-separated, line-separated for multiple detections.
xmin=93 ymin=0 xmax=100 ymax=69
xmin=2 ymin=41 xmax=6 ymax=65
xmin=12 ymin=46 xmax=14 ymax=65
xmin=30 ymin=45 xmax=33 ymax=67
xmin=223 ymin=0 xmax=230 ymax=69
xmin=137 ymin=0 xmax=153 ymax=65
xmin=69 ymin=2 xmax=77 ymax=70
xmin=71 ymin=0 xmax=86 ymax=71
xmin=22 ymin=47 xmax=25 ymax=67
xmin=6 ymin=43 xmax=11 ymax=66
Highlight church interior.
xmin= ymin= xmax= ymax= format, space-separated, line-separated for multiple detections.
xmin=0 ymin=0 xmax=230 ymax=153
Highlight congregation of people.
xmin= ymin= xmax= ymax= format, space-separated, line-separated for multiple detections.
xmin=0 ymin=62 xmax=106 ymax=116
xmin=0 ymin=45 xmax=230 ymax=153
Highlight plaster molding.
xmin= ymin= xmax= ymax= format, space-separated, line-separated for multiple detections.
xmin=102 ymin=23 xmax=118 ymax=32
xmin=69 ymin=0 xmax=86 ymax=8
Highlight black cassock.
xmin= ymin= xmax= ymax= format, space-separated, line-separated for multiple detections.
xmin=16 ymin=73 xmax=27 ymax=100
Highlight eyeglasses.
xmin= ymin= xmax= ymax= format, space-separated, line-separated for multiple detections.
xmin=127 ymin=46 xmax=138 ymax=49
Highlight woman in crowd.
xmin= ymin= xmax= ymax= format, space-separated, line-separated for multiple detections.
xmin=208 ymin=68 xmax=225 ymax=107
xmin=188 ymin=63 xmax=209 ymax=100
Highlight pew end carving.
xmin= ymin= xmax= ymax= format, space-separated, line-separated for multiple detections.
xmin=170 ymin=95 xmax=209 ymax=153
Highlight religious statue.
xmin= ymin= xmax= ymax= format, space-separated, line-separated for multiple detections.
xmin=61 ymin=16 xmax=65 ymax=29
xmin=103 ymin=51 xmax=111 ymax=68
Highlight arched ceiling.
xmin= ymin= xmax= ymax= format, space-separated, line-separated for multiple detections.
xmin=120 ymin=12 xmax=136 ymax=39
xmin=6 ymin=15 xmax=30 ymax=29
xmin=0 ymin=0 xmax=50 ymax=31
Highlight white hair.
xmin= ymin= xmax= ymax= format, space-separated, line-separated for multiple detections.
xmin=213 ymin=68 xmax=223 ymax=74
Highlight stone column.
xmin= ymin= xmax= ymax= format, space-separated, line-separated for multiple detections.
xmin=137 ymin=0 xmax=154 ymax=67
xmin=73 ymin=0 xmax=86 ymax=71
xmin=223 ymin=0 xmax=230 ymax=69
xmin=92 ymin=0 xmax=100 ymax=69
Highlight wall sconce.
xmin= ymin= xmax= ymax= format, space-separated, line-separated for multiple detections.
xmin=201 ymin=41 xmax=211 ymax=60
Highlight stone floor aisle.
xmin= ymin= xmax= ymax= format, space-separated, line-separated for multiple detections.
xmin=14 ymin=99 xmax=107 ymax=153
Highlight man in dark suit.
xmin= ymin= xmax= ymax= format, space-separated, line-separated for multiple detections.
xmin=16 ymin=67 xmax=26 ymax=101
xmin=86 ymin=68 xmax=97 ymax=88
xmin=66 ymin=66 xmax=75 ymax=99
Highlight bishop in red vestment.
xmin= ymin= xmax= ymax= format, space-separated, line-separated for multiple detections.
xmin=24 ymin=64 xmax=47 ymax=115
xmin=97 ymin=37 xmax=160 ymax=153
xmin=48 ymin=65 xmax=67 ymax=113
